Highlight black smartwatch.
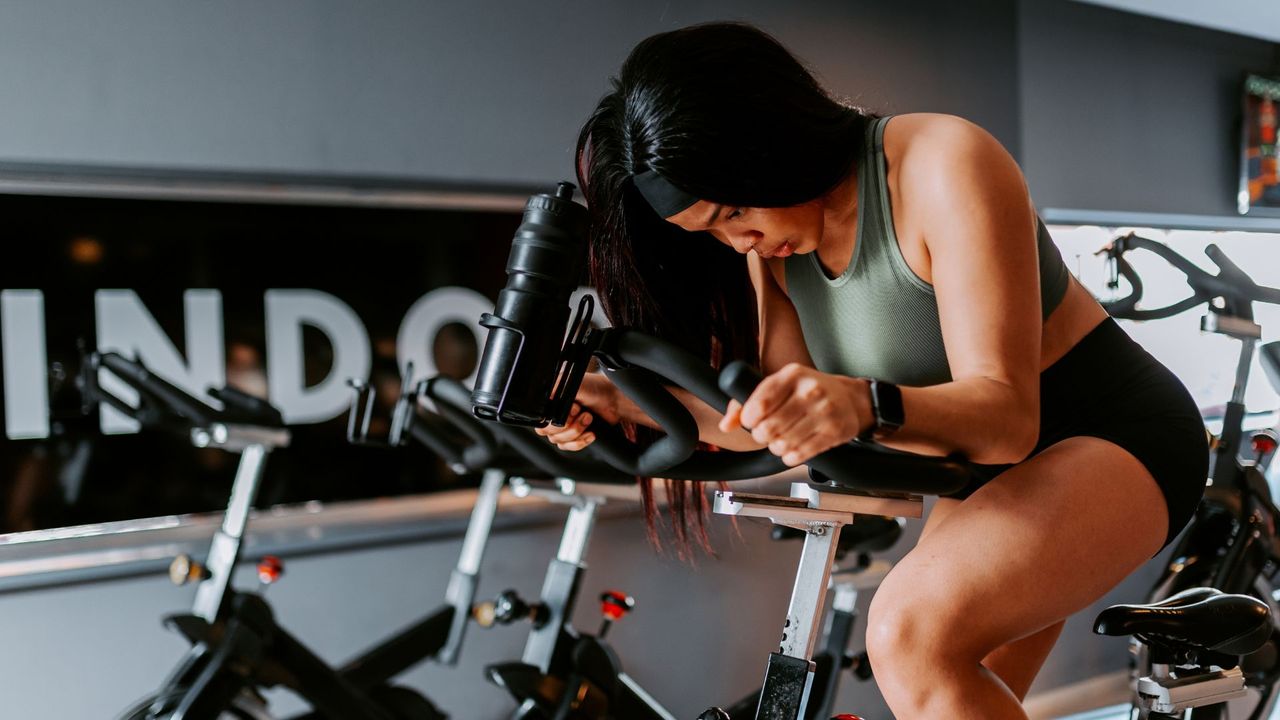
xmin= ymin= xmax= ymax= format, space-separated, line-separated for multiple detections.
xmin=859 ymin=379 xmax=904 ymax=441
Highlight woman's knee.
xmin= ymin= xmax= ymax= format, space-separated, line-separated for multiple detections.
xmin=865 ymin=573 xmax=989 ymax=673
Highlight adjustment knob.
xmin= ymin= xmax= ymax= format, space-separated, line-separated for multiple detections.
xmin=473 ymin=590 xmax=545 ymax=628
xmin=169 ymin=554 xmax=209 ymax=586
xmin=831 ymin=716 xmax=867 ymax=720
xmin=600 ymin=590 xmax=635 ymax=621
xmin=256 ymin=555 xmax=284 ymax=585
xmin=697 ymin=710 xmax=730 ymax=720
xmin=493 ymin=590 xmax=531 ymax=624
xmin=597 ymin=590 xmax=635 ymax=638
xmin=1251 ymin=430 xmax=1278 ymax=461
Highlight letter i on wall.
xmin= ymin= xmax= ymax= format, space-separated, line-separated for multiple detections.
xmin=2 ymin=290 xmax=50 ymax=440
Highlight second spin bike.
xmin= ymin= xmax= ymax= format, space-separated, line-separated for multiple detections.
xmin=90 ymin=352 xmax=511 ymax=720
xmin=1093 ymin=233 xmax=1280 ymax=718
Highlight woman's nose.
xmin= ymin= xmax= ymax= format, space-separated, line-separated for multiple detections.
xmin=733 ymin=231 xmax=763 ymax=254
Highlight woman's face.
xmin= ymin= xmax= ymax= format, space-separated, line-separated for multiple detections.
xmin=665 ymin=200 xmax=824 ymax=259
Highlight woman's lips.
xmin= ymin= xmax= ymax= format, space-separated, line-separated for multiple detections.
xmin=759 ymin=241 xmax=795 ymax=259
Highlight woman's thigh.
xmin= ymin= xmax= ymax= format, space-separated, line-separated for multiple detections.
xmin=868 ymin=435 xmax=1169 ymax=662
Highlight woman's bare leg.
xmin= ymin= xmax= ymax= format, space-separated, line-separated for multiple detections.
xmin=865 ymin=437 xmax=1168 ymax=718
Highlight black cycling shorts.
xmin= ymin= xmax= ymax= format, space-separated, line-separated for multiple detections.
xmin=958 ymin=317 xmax=1208 ymax=549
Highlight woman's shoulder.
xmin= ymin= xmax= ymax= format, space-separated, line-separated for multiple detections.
xmin=882 ymin=113 xmax=1003 ymax=161
xmin=882 ymin=113 xmax=1021 ymax=198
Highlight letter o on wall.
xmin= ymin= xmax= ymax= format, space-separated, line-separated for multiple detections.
xmin=397 ymin=288 xmax=491 ymax=389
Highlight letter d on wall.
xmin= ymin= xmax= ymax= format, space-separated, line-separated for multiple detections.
xmin=265 ymin=290 xmax=371 ymax=425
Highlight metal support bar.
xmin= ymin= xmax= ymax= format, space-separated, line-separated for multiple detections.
xmin=1231 ymin=337 xmax=1259 ymax=405
xmin=455 ymin=469 xmax=505 ymax=576
xmin=192 ymin=443 xmax=268 ymax=622
xmin=1138 ymin=666 xmax=1247 ymax=713
xmin=780 ymin=524 xmax=841 ymax=660
xmin=440 ymin=468 xmax=505 ymax=665
xmin=716 ymin=483 xmax=923 ymax=720
xmin=521 ymin=488 xmax=599 ymax=672
xmin=754 ymin=652 xmax=814 ymax=720
xmin=557 ymin=500 xmax=599 ymax=565
xmin=522 ymin=559 xmax=583 ymax=672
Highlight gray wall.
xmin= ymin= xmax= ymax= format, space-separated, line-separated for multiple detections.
xmin=0 ymin=0 xmax=1020 ymax=186
xmin=1 ymin=1 xmax=1275 ymax=211
xmin=1018 ymin=0 xmax=1280 ymax=216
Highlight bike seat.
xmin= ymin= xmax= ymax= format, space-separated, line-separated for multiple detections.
xmin=838 ymin=515 xmax=903 ymax=554
xmin=1093 ymin=587 xmax=1272 ymax=656
xmin=484 ymin=662 xmax=608 ymax=717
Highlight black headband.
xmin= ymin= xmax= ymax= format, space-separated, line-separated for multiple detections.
xmin=633 ymin=169 xmax=699 ymax=218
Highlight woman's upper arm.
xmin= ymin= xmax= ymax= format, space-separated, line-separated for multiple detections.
xmin=747 ymin=253 xmax=815 ymax=374
xmin=903 ymin=116 xmax=1040 ymax=413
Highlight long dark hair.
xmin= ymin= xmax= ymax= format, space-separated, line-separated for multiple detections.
xmin=575 ymin=22 xmax=873 ymax=554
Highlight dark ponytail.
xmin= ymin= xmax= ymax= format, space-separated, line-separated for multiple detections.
xmin=575 ymin=22 xmax=874 ymax=554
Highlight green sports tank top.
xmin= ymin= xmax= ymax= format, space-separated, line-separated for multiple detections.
xmin=783 ymin=116 xmax=1069 ymax=387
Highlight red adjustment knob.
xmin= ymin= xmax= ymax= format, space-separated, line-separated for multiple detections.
xmin=257 ymin=555 xmax=284 ymax=585
xmin=830 ymin=715 xmax=866 ymax=720
xmin=1251 ymin=431 xmax=1278 ymax=458
xmin=600 ymin=590 xmax=635 ymax=621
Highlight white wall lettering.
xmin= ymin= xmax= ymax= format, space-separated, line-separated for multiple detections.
xmin=265 ymin=290 xmax=371 ymax=425
xmin=2 ymin=290 xmax=49 ymax=440
xmin=95 ymin=290 xmax=225 ymax=435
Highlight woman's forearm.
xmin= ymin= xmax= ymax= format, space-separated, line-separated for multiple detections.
xmin=609 ymin=382 xmax=762 ymax=451
xmin=884 ymin=377 xmax=1038 ymax=465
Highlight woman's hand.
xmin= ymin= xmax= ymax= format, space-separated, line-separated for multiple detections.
xmin=718 ymin=363 xmax=873 ymax=466
xmin=535 ymin=373 xmax=621 ymax=451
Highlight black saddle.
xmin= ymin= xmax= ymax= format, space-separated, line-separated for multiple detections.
xmin=485 ymin=637 xmax=621 ymax=718
xmin=1094 ymin=587 xmax=1272 ymax=657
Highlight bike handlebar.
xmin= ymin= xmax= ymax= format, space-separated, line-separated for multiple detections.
xmin=1100 ymin=234 xmax=1280 ymax=320
xmin=468 ymin=325 xmax=977 ymax=494
xmin=427 ymin=376 xmax=634 ymax=483
xmin=718 ymin=362 xmax=977 ymax=495
xmin=83 ymin=351 xmax=285 ymax=432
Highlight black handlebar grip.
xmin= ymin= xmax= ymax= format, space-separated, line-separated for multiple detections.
xmin=430 ymin=376 xmax=634 ymax=483
xmin=207 ymin=386 xmax=284 ymax=427
xmin=716 ymin=361 xmax=975 ymax=495
xmin=718 ymin=361 xmax=762 ymax=413
xmin=97 ymin=352 xmax=217 ymax=427
xmin=1205 ymin=244 xmax=1251 ymax=285
xmin=406 ymin=414 xmax=469 ymax=467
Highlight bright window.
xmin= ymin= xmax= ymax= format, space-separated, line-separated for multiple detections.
xmin=1049 ymin=225 xmax=1280 ymax=421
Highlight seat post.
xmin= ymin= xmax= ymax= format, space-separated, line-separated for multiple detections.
xmin=440 ymin=467 xmax=507 ymax=665
xmin=714 ymin=483 xmax=923 ymax=720
xmin=188 ymin=422 xmax=290 ymax=623
xmin=511 ymin=477 xmax=604 ymax=673
xmin=191 ymin=439 xmax=267 ymax=622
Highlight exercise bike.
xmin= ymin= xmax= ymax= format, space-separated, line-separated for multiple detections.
xmin=87 ymin=352 xmax=503 ymax=720
xmin=1095 ymin=233 xmax=1280 ymax=718
xmin=468 ymin=185 xmax=1277 ymax=719
xmin=422 ymin=374 xmax=895 ymax=720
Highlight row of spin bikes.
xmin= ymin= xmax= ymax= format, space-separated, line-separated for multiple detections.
xmin=96 ymin=228 xmax=1280 ymax=719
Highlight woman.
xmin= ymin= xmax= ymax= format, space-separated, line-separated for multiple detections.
xmin=539 ymin=22 xmax=1207 ymax=716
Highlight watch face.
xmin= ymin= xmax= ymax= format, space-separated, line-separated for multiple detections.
xmin=873 ymin=380 xmax=905 ymax=432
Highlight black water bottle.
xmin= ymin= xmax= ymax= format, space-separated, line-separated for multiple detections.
xmin=471 ymin=182 xmax=588 ymax=426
